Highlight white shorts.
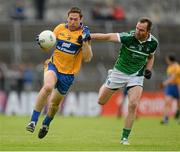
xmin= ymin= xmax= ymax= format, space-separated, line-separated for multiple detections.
xmin=104 ymin=68 xmax=144 ymax=90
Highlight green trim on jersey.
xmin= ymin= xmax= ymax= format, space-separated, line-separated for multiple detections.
xmin=114 ymin=30 xmax=158 ymax=75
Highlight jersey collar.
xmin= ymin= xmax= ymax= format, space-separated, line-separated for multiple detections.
xmin=65 ymin=22 xmax=83 ymax=30
xmin=138 ymin=34 xmax=152 ymax=44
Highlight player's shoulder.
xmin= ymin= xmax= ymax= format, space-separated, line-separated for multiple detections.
xmin=119 ymin=30 xmax=135 ymax=40
xmin=168 ymin=66 xmax=176 ymax=73
xmin=54 ymin=23 xmax=66 ymax=30
xmin=150 ymin=34 xmax=158 ymax=44
xmin=168 ymin=64 xmax=176 ymax=70
xmin=148 ymin=34 xmax=158 ymax=50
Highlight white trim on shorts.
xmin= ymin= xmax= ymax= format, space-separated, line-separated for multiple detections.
xmin=104 ymin=68 xmax=144 ymax=90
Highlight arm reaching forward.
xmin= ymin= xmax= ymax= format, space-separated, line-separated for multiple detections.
xmin=90 ymin=33 xmax=120 ymax=42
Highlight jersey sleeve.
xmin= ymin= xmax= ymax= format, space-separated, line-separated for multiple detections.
xmin=118 ymin=32 xmax=132 ymax=44
xmin=150 ymin=41 xmax=158 ymax=55
xmin=53 ymin=24 xmax=63 ymax=37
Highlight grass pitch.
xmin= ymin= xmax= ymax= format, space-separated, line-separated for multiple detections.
xmin=0 ymin=115 xmax=180 ymax=151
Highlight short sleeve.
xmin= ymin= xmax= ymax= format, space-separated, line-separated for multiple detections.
xmin=53 ymin=24 xmax=63 ymax=37
xmin=119 ymin=32 xmax=131 ymax=44
xmin=150 ymin=41 xmax=158 ymax=55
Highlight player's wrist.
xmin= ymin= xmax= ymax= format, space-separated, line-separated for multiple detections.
xmin=82 ymin=26 xmax=91 ymax=42
xmin=144 ymin=69 xmax=152 ymax=79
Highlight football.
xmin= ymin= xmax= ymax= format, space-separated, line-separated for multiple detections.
xmin=38 ymin=30 xmax=56 ymax=49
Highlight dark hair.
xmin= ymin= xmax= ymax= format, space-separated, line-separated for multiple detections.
xmin=68 ymin=7 xmax=83 ymax=18
xmin=167 ymin=54 xmax=176 ymax=62
xmin=139 ymin=17 xmax=152 ymax=31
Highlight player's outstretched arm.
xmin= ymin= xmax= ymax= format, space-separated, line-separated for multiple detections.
xmin=82 ymin=41 xmax=93 ymax=62
xmin=90 ymin=33 xmax=119 ymax=42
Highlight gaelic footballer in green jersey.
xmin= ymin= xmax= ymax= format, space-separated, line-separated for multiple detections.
xmin=91 ymin=17 xmax=158 ymax=145
xmin=115 ymin=30 xmax=158 ymax=76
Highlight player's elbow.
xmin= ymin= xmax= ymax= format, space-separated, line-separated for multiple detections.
xmin=84 ymin=55 xmax=92 ymax=62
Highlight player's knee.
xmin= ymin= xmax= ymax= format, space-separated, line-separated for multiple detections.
xmin=98 ymin=97 xmax=106 ymax=105
xmin=98 ymin=100 xmax=105 ymax=105
xmin=42 ymin=84 xmax=53 ymax=94
xmin=128 ymin=101 xmax=138 ymax=112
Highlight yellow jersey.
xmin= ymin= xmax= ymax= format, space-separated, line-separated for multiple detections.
xmin=50 ymin=23 xmax=83 ymax=74
xmin=167 ymin=63 xmax=180 ymax=84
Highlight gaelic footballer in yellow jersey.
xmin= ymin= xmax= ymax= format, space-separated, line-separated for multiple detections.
xmin=161 ymin=55 xmax=180 ymax=124
xmin=26 ymin=7 xmax=93 ymax=139
xmin=166 ymin=62 xmax=180 ymax=85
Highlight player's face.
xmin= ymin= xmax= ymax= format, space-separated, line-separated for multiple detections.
xmin=135 ymin=22 xmax=149 ymax=41
xmin=67 ymin=13 xmax=82 ymax=31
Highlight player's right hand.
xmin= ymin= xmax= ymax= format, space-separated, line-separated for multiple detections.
xmin=36 ymin=35 xmax=41 ymax=46
xmin=82 ymin=26 xmax=91 ymax=42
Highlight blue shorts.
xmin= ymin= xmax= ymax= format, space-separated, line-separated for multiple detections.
xmin=47 ymin=63 xmax=74 ymax=95
xmin=165 ymin=84 xmax=179 ymax=100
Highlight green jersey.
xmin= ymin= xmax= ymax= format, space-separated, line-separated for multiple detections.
xmin=114 ymin=30 xmax=158 ymax=76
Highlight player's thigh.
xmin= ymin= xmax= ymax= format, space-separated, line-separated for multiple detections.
xmin=128 ymin=86 xmax=143 ymax=105
xmin=98 ymin=84 xmax=117 ymax=105
xmin=164 ymin=95 xmax=174 ymax=104
xmin=43 ymin=70 xmax=57 ymax=89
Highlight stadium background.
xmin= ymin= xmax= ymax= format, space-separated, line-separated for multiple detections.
xmin=1 ymin=1 xmax=180 ymax=151
xmin=0 ymin=0 xmax=180 ymax=117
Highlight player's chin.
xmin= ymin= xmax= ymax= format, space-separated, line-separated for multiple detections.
xmin=135 ymin=34 xmax=140 ymax=39
xmin=70 ymin=26 xmax=78 ymax=31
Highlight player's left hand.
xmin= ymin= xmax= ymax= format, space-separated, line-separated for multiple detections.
xmin=82 ymin=26 xmax=91 ymax=42
xmin=144 ymin=69 xmax=152 ymax=79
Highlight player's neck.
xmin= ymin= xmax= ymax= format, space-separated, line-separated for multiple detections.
xmin=138 ymin=34 xmax=149 ymax=42
xmin=66 ymin=23 xmax=82 ymax=31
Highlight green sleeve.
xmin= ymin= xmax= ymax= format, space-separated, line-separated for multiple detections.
xmin=119 ymin=32 xmax=130 ymax=44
